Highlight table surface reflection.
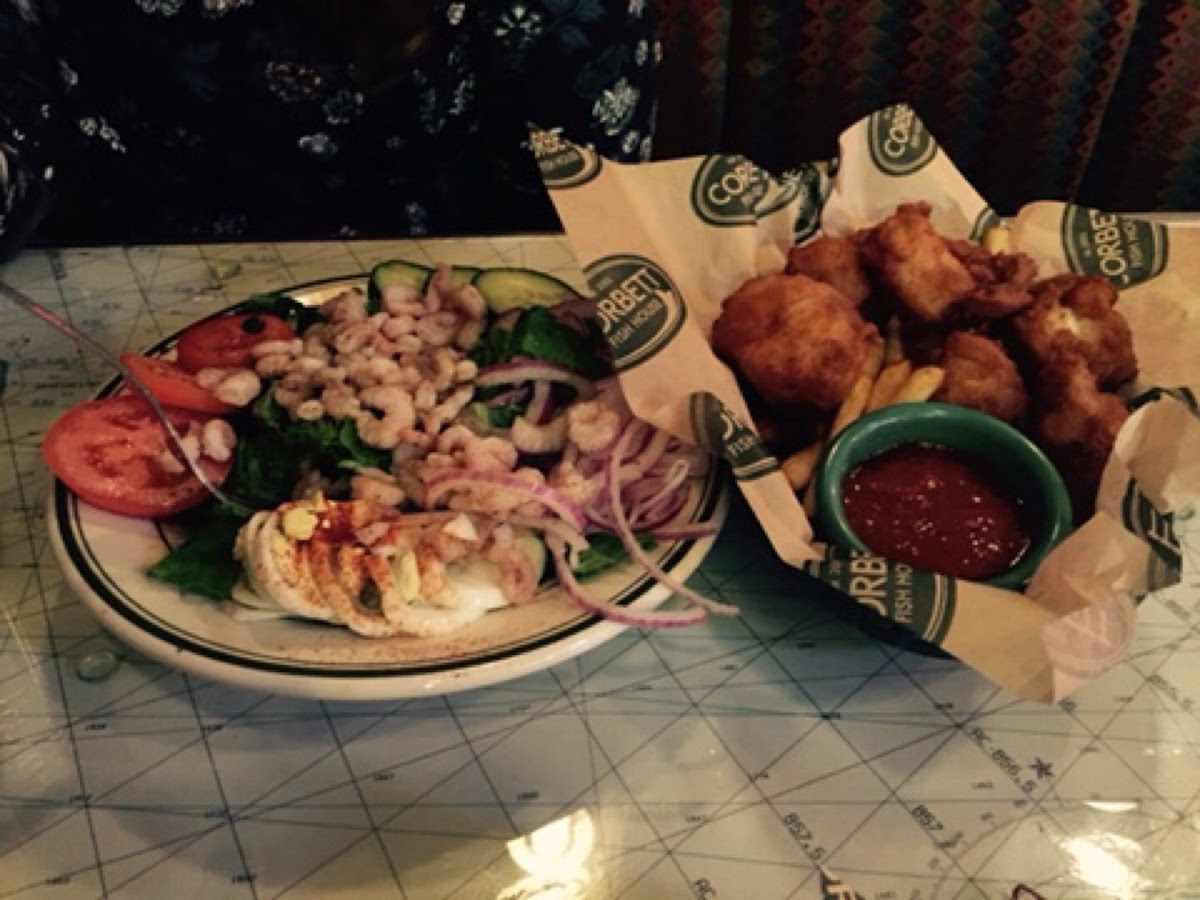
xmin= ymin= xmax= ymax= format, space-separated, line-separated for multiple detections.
xmin=2 ymin=235 xmax=1198 ymax=900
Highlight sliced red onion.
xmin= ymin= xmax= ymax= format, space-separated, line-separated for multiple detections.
xmin=649 ymin=521 xmax=719 ymax=541
xmin=524 ymin=379 xmax=553 ymax=424
xmin=582 ymin=497 xmax=617 ymax=532
xmin=623 ymin=458 xmax=689 ymax=504
xmin=605 ymin=424 xmax=739 ymax=617
xmin=549 ymin=296 xmax=596 ymax=331
xmin=629 ymin=491 xmax=689 ymax=533
xmin=423 ymin=467 xmax=588 ymax=532
xmin=617 ymin=429 xmax=673 ymax=483
xmin=476 ymin=360 xmax=595 ymax=398
xmin=486 ymin=385 xmax=530 ymax=408
xmin=547 ymin=536 xmax=707 ymax=628
xmin=627 ymin=460 xmax=691 ymax=525
xmin=582 ymin=458 xmax=691 ymax=534
xmin=508 ymin=513 xmax=590 ymax=556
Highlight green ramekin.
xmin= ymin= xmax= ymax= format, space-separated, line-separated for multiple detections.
xmin=812 ymin=402 xmax=1073 ymax=590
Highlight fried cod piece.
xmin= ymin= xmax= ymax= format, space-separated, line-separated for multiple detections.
xmin=857 ymin=202 xmax=976 ymax=322
xmin=1031 ymin=343 xmax=1129 ymax=516
xmin=946 ymin=238 xmax=1038 ymax=319
xmin=785 ymin=235 xmax=873 ymax=306
xmin=1013 ymin=273 xmax=1138 ymax=388
xmin=933 ymin=330 xmax=1028 ymax=424
xmin=712 ymin=272 xmax=878 ymax=410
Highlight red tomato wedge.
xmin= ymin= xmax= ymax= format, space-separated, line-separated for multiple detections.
xmin=42 ymin=395 xmax=234 ymax=518
xmin=175 ymin=312 xmax=295 ymax=373
xmin=119 ymin=353 xmax=234 ymax=414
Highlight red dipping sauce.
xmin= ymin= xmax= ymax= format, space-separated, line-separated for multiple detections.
xmin=841 ymin=443 xmax=1032 ymax=581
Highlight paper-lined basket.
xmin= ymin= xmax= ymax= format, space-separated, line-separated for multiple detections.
xmin=530 ymin=105 xmax=1199 ymax=702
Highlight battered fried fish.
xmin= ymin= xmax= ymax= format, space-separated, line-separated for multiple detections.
xmin=1031 ymin=342 xmax=1130 ymax=516
xmin=933 ymin=330 xmax=1028 ymax=424
xmin=857 ymin=202 xmax=975 ymax=322
xmin=785 ymin=235 xmax=873 ymax=306
xmin=1013 ymin=273 xmax=1138 ymax=388
xmin=712 ymin=272 xmax=878 ymax=410
xmin=947 ymin=238 xmax=1038 ymax=319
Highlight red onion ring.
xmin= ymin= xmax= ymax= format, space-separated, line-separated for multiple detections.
xmin=524 ymin=380 xmax=553 ymax=424
xmin=508 ymin=513 xmax=590 ymax=556
xmin=423 ymin=467 xmax=588 ymax=532
xmin=649 ymin=521 xmax=720 ymax=541
xmin=476 ymin=360 xmax=595 ymax=398
xmin=605 ymin=423 xmax=738 ymax=617
xmin=485 ymin=385 xmax=530 ymax=408
xmin=617 ymin=429 xmax=673 ymax=483
xmin=547 ymin=536 xmax=708 ymax=628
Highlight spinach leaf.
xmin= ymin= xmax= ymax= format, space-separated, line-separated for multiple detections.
xmin=223 ymin=420 xmax=303 ymax=510
xmin=252 ymin=392 xmax=390 ymax=470
xmin=146 ymin=509 xmax=245 ymax=601
xmin=573 ymin=532 xmax=658 ymax=582
xmin=510 ymin=307 xmax=609 ymax=378
xmin=471 ymin=307 xmax=610 ymax=378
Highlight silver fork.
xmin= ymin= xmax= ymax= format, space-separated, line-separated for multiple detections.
xmin=0 ymin=278 xmax=254 ymax=516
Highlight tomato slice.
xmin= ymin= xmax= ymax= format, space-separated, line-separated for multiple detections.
xmin=175 ymin=312 xmax=295 ymax=373
xmin=119 ymin=353 xmax=234 ymax=414
xmin=42 ymin=395 xmax=234 ymax=518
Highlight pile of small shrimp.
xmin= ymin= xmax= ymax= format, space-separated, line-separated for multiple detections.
xmin=216 ymin=264 xmax=729 ymax=630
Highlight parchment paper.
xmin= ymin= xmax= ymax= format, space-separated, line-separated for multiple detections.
xmin=530 ymin=106 xmax=1199 ymax=702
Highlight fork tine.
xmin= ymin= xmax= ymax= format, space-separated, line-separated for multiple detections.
xmin=0 ymin=278 xmax=254 ymax=516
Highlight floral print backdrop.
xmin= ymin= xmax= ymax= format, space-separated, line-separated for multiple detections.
xmin=0 ymin=0 xmax=659 ymax=256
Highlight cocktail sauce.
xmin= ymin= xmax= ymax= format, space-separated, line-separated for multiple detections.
xmin=841 ymin=443 xmax=1032 ymax=581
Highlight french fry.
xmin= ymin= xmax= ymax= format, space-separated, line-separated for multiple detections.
xmin=866 ymin=359 xmax=913 ymax=411
xmin=883 ymin=315 xmax=905 ymax=365
xmin=891 ymin=365 xmax=945 ymax=403
xmin=831 ymin=377 xmax=870 ymax=437
xmin=782 ymin=442 xmax=822 ymax=492
xmin=981 ymin=224 xmax=1012 ymax=254
xmin=830 ymin=336 xmax=884 ymax=437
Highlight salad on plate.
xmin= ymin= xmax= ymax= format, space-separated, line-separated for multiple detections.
xmin=42 ymin=260 xmax=732 ymax=641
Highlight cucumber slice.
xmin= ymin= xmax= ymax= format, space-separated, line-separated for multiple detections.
xmin=472 ymin=267 xmax=580 ymax=313
xmin=367 ymin=259 xmax=431 ymax=311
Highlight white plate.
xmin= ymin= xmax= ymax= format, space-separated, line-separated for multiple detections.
xmin=47 ymin=274 xmax=728 ymax=700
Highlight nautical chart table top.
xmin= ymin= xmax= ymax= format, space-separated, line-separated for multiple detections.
xmin=2 ymin=235 xmax=1198 ymax=900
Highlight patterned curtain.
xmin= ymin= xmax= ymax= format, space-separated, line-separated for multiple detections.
xmin=1079 ymin=0 xmax=1200 ymax=211
xmin=655 ymin=0 xmax=737 ymax=157
xmin=656 ymin=0 xmax=1198 ymax=214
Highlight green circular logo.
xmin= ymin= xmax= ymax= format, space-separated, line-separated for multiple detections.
xmin=1062 ymin=206 xmax=1168 ymax=288
xmin=584 ymin=255 xmax=687 ymax=371
xmin=867 ymin=104 xmax=937 ymax=177
xmin=529 ymin=127 xmax=602 ymax=189
xmin=687 ymin=392 xmax=778 ymax=481
xmin=802 ymin=549 xmax=956 ymax=646
xmin=691 ymin=154 xmax=770 ymax=226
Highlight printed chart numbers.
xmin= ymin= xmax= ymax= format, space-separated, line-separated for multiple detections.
xmin=909 ymin=804 xmax=966 ymax=856
xmin=965 ymin=726 xmax=1043 ymax=796
xmin=783 ymin=813 xmax=829 ymax=865
xmin=913 ymin=806 xmax=1039 ymax=898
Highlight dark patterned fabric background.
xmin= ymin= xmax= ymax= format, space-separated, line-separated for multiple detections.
xmin=655 ymin=0 xmax=1199 ymax=214
xmin=1080 ymin=0 xmax=1200 ymax=212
